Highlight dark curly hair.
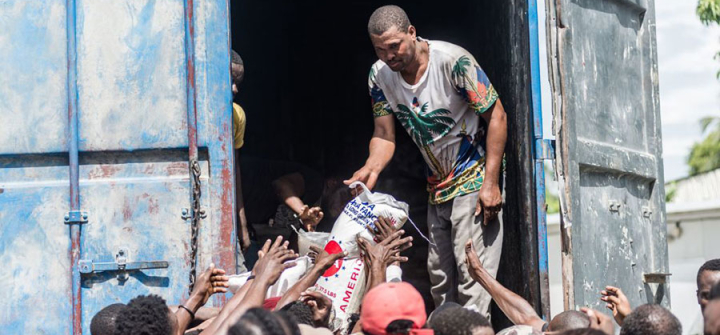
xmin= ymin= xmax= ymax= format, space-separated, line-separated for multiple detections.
xmin=279 ymin=301 xmax=314 ymax=326
xmin=229 ymin=308 xmax=296 ymax=335
xmin=91 ymin=303 xmax=125 ymax=335
xmin=114 ymin=294 xmax=172 ymax=335
xmin=427 ymin=305 xmax=490 ymax=335
xmin=619 ymin=304 xmax=681 ymax=335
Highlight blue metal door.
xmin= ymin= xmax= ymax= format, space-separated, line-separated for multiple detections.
xmin=0 ymin=0 xmax=235 ymax=334
xmin=546 ymin=0 xmax=669 ymax=311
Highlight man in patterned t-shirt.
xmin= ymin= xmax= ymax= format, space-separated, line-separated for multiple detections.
xmin=344 ymin=5 xmax=507 ymax=319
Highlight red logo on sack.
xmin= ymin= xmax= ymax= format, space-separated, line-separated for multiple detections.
xmin=322 ymin=240 xmax=344 ymax=277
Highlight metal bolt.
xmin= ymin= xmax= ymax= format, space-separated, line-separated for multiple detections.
xmin=64 ymin=215 xmax=70 ymax=222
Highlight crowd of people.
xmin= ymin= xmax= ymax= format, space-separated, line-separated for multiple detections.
xmin=89 ymin=4 xmax=719 ymax=335
xmin=90 ymin=227 xmax=720 ymax=335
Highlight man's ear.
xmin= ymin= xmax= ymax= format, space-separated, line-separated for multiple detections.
xmin=408 ymin=25 xmax=416 ymax=39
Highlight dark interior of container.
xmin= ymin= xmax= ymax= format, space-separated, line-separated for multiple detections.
xmin=230 ymin=0 xmax=540 ymax=328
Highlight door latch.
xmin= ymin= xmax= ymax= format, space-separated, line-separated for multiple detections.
xmin=79 ymin=249 xmax=169 ymax=274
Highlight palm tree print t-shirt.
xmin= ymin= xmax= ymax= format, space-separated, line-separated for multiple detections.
xmin=369 ymin=39 xmax=498 ymax=205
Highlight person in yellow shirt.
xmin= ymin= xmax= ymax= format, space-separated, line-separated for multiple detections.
xmin=231 ymin=50 xmax=251 ymax=264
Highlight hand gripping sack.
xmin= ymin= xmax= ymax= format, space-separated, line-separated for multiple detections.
xmin=313 ymin=182 xmax=409 ymax=333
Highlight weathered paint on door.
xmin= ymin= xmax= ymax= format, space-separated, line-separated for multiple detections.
xmin=0 ymin=0 xmax=235 ymax=333
xmin=546 ymin=0 xmax=669 ymax=311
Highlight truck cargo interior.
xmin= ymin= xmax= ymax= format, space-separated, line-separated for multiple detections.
xmin=231 ymin=0 xmax=541 ymax=326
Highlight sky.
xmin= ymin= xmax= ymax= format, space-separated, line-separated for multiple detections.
xmin=537 ymin=0 xmax=720 ymax=182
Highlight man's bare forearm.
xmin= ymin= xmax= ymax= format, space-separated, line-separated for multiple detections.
xmin=470 ymin=266 xmax=544 ymax=329
xmin=365 ymin=136 xmax=395 ymax=172
xmin=482 ymin=100 xmax=507 ymax=187
xmin=367 ymin=263 xmax=387 ymax=291
xmin=272 ymin=173 xmax=306 ymax=214
xmin=200 ymin=278 xmax=254 ymax=335
xmin=274 ymin=266 xmax=324 ymax=310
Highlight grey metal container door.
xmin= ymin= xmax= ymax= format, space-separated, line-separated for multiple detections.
xmin=545 ymin=0 xmax=669 ymax=310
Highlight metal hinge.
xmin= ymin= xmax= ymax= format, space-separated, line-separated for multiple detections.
xmin=181 ymin=208 xmax=207 ymax=220
xmin=535 ymin=139 xmax=556 ymax=161
xmin=64 ymin=210 xmax=88 ymax=224
xmin=79 ymin=248 xmax=169 ymax=277
xmin=644 ymin=272 xmax=671 ymax=284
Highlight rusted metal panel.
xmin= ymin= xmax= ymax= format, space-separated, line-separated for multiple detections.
xmin=0 ymin=0 xmax=233 ymax=333
xmin=546 ymin=0 xmax=669 ymax=311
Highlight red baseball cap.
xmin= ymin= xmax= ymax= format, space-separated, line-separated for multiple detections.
xmin=360 ymin=282 xmax=434 ymax=335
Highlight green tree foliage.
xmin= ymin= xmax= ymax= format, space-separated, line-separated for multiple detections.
xmin=698 ymin=0 xmax=720 ymax=25
xmin=698 ymin=0 xmax=720 ymax=78
xmin=687 ymin=116 xmax=720 ymax=176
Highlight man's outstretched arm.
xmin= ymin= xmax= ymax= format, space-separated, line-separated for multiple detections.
xmin=465 ymin=239 xmax=546 ymax=331
xmin=344 ymin=115 xmax=395 ymax=190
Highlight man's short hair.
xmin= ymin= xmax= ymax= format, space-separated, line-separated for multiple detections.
xmin=367 ymin=5 xmax=411 ymax=35
xmin=548 ymin=310 xmax=590 ymax=332
xmin=91 ymin=303 xmax=125 ymax=335
xmin=114 ymin=294 xmax=172 ymax=335
xmin=231 ymin=50 xmax=243 ymax=67
xmin=279 ymin=301 xmax=314 ymax=326
xmin=619 ymin=304 xmax=681 ymax=335
xmin=228 ymin=307 xmax=289 ymax=335
xmin=427 ymin=304 xmax=491 ymax=335
xmin=698 ymin=259 xmax=720 ymax=286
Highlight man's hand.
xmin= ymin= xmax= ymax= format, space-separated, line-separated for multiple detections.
xmin=309 ymin=245 xmax=347 ymax=272
xmin=366 ymin=216 xmax=396 ymax=242
xmin=476 ymin=183 xmax=502 ymax=224
xmin=600 ymin=286 xmax=632 ymax=326
xmin=299 ymin=205 xmax=324 ymax=232
xmin=581 ymin=308 xmax=615 ymax=335
xmin=344 ymin=165 xmax=380 ymax=192
xmin=357 ymin=230 xmax=412 ymax=268
xmin=464 ymin=239 xmax=485 ymax=282
xmin=301 ymin=290 xmax=334 ymax=327
xmin=191 ymin=264 xmax=230 ymax=306
xmin=251 ymin=236 xmax=298 ymax=285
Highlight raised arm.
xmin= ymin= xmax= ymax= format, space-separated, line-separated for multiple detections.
xmin=174 ymin=264 xmax=229 ymax=335
xmin=464 ymin=239 xmax=545 ymax=331
xmin=274 ymin=246 xmax=347 ymax=310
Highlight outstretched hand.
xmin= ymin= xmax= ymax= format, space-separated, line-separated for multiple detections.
xmin=357 ymin=229 xmax=412 ymax=268
xmin=600 ymin=286 xmax=632 ymax=326
xmin=581 ymin=308 xmax=615 ymax=335
xmin=343 ymin=166 xmax=379 ymax=194
xmin=299 ymin=205 xmax=324 ymax=232
xmin=301 ymin=290 xmax=334 ymax=327
xmin=252 ymin=236 xmax=298 ymax=285
xmin=192 ymin=264 xmax=230 ymax=306
xmin=464 ymin=239 xmax=486 ymax=282
xmin=366 ymin=216 xmax=396 ymax=242
xmin=309 ymin=245 xmax=347 ymax=272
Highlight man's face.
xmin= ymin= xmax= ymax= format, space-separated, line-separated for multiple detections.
xmin=231 ymin=63 xmax=244 ymax=97
xmin=704 ymin=300 xmax=720 ymax=335
xmin=698 ymin=270 xmax=720 ymax=311
xmin=370 ymin=25 xmax=417 ymax=72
